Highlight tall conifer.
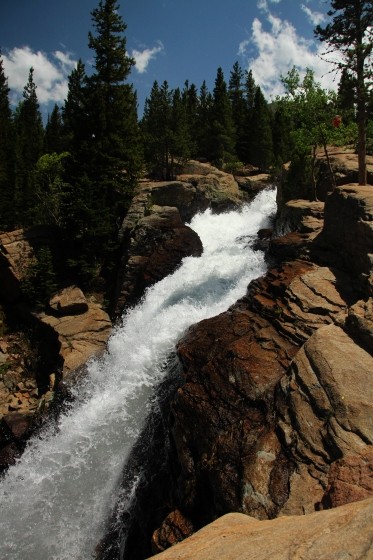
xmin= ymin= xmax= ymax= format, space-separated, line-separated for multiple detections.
xmin=62 ymin=59 xmax=88 ymax=150
xmin=242 ymin=69 xmax=257 ymax=164
xmin=209 ymin=67 xmax=236 ymax=166
xmin=14 ymin=67 xmax=44 ymax=226
xmin=87 ymin=0 xmax=141 ymax=201
xmin=171 ymin=87 xmax=193 ymax=167
xmin=182 ymin=81 xmax=199 ymax=157
xmin=44 ymin=104 xmax=64 ymax=154
xmin=141 ymin=80 xmax=173 ymax=179
xmin=62 ymin=1 xmax=142 ymax=282
xmin=229 ymin=61 xmax=247 ymax=162
xmin=196 ymin=80 xmax=212 ymax=160
xmin=249 ymin=87 xmax=274 ymax=171
xmin=337 ymin=68 xmax=356 ymax=124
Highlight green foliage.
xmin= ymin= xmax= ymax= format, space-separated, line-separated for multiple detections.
xmin=171 ymin=88 xmax=193 ymax=163
xmin=272 ymin=105 xmax=293 ymax=165
xmin=222 ymin=158 xmax=245 ymax=174
xmin=278 ymin=67 xmax=345 ymax=199
xmin=181 ymin=81 xmax=199 ymax=157
xmin=141 ymin=80 xmax=173 ymax=179
xmin=59 ymin=0 xmax=142 ymax=283
xmin=283 ymin=149 xmax=313 ymax=202
xmin=229 ymin=62 xmax=247 ymax=162
xmin=314 ymin=1 xmax=373 ymax=77
xmin=44 ymin=105 xmax=64 ymax=154
xmin=209 ymin=67 xmax=236 ymax=166
xmin=62 ymin=59 xmax=88 ymax=150
xmin=2 ymin=0 xmax=372 ymax=305
xmin=87 ymin=0 xmax=142 ymax=192
xmin=195 ymin=80 xmax=213 ymax=160
xmin=141 ymin=80 xmax=195 ymax=179
xmin=33 ymin=152 xmax=71 ymax=226
xmin=337 ymin=68 xmax=356 ymax=124
xmin=315 ymin=0 xmax=373 ymax=184
xmin=14 ymin=67 xmax=45 ymax=226
xmin=249 ymin=87 xmax=274 ymax=171
xmin=242 ymin=69 xmax=257 ymax=163
xmin=20 ymin=246 xmax=58 ymax=308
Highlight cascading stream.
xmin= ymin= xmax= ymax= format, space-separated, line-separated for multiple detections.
xmin=0 ymin=188 xmax=276 ymax=560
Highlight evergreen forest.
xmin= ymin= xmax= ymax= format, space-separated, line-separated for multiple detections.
xmin=0 ymin=0 xmax=372 ymax=310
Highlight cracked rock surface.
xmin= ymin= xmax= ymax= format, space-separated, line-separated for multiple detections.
xmin=149 ymin=185 xmax=373 ymax=553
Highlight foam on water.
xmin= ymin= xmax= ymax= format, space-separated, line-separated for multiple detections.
xmin=0 ymin=188 xmax=276 ymax=559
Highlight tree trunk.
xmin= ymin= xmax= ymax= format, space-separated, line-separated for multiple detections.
xmin=317 ymin=123 xmax=336 ymax=193
xmin=356 ymin=13 xmax=367 ymax=186
xmin=311 ymin=144 xmax=318 ymax=201
xmin=357 ymin=75 xmax=367 ymax=185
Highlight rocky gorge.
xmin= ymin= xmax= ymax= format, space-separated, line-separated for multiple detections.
xmin=1 ymin=151 xmax=373 ymax=559
xmin=0 ymin=160 xmax=258 ymax=471
xmin=102 ymin=151 xmax=373 ymax=559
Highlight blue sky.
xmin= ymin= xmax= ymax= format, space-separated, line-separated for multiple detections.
xmin=1 ymin=0 xmax=337 ymax=119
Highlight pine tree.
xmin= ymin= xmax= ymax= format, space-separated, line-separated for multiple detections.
xmin=61 ymin=1 xmax=142 ymax=283
xmin=195 ymin=80 xmax=212 ymax=160
xmin=44 ymin=104 xmax=64 ymax=154
xmin=242 ymin=69 xmax=257 ymax=164
xmin=62 ymin=59 xmax=88 ymax=150
xmin=14 ymin=67 xmax=44 ymax=226
xmin=181 ymin=81 xmax=199 ymax=157
xmin=315 ymin=0 xmax=373 ymax=185
xmin=229 ymin=61 xmax=246 ymax=162
xmin=209 ymin=67 xmax=236 ymax=167
xmin=249 ymin=87 xmax=274 ymax=171
xmin=280 ymin=67 xmax=340 ymax=200
xmin=337 ymin=68 xmax=356 ymax=124
xmin=141 ymin=80 xmax=173 ymax=179
xmin=244 ymin=69 xmax=257 ymax=113
xmin=0 ymin=52 xmax=15 ymax=230
xmin=87 ymin=0 xmax=142 ymax=203
xmin=272 ymin=105 xmax=293 ymax=168
xmin=33 ymin=152 xmax=70 ymax=227
xmin=171 ymin=87 xmax=193 ymax=167
xmin=61 ymin=59 xmax=93 ymax=268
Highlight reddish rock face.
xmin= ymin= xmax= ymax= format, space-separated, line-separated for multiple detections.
xmin=148 ymin=185 xmax=373 ymax=554
xmin=113 ymin=205 xmax=203 ymax=317
xmin=321 ymin=446 xmax=373 ymax=509
xmin=112 ymin=163 xmax=252 ymax=317
xmin=173 ymin=304 xmax=294 ymax=521
xmin=151 ymin=510 xmax=194 ymax=554
xmin=315 ymin=185 xmax=373 ymax=295
xmin=171 ymin=256 xmax=352 ymax=528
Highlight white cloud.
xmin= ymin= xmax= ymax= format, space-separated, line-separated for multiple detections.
xmin=238 ymin=40 xmax=250 ymax=57
xmin=257 ymin=0 xmax=268 ymax=10
xmin=2 ymin=46 xmax=77 ymax=106
xmin=131 ymin=41 xmax=164 ymax=74
xmin=301 ymin=4 xmax=327 ymax=26
xmin=257 ymin=0 xmax=281 ymax=11
xmin=239 ymin=11 xmax=341 ymax=100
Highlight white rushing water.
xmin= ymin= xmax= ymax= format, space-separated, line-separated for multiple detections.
xmin=0 ymin=188 xmax=276 ymax=560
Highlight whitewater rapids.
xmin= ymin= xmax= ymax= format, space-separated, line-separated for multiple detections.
xmin=0 ymin=188 xmax=276 ymax=559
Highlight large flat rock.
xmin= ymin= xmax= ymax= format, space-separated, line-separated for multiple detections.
xmin=150 ymin=496 xmax=373 ymax=560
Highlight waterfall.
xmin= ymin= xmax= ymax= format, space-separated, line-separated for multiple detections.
xmin=0 ymin=188 xmax=276 ymax=560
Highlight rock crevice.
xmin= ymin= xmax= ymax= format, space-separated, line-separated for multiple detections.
xmin=144 ymin=184 xmax=373 ymax=556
